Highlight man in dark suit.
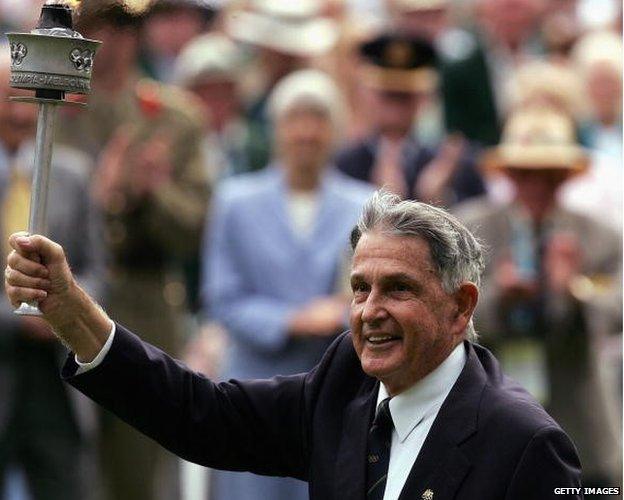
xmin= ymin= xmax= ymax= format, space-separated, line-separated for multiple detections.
xmin=440 ymin=0 xmax=545 ymax=146
xmin=4 ymin=191 xmax=582 ymax=499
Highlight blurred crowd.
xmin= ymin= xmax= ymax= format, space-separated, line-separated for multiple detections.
xmin=0 ymin=0 xmax=621 ymax=499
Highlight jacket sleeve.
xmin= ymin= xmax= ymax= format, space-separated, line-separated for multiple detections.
xmin=504 ymin=425 xmax=582 ymax=500
xmin=202 ymin=188 xmax=294 ymax=353
xmin=62 ymin=324 xmax=346 ymax=480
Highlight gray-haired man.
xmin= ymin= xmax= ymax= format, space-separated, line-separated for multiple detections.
xmin=4 ymin=191 xmax=582 ymax=500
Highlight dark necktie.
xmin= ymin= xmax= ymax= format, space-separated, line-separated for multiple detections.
xmin=366 ymin=397 xmax=394 ymax=499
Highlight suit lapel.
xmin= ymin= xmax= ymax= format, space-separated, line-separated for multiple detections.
xmin=398 ymin=342 xmax=487 ymax=500
xmin=335 ymin=378 xmax=378 ymax=500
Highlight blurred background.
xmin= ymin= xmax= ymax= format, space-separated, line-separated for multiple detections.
xmin=0 ymin=0 xmax=621 ymax=499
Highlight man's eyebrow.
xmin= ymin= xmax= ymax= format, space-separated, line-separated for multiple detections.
xmin=350 ymin=271 xmax=434 ymax=283
xmin=380 ymin=272 xmax=420 ymax=283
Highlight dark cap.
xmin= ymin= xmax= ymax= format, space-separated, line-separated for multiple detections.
xmin=359 ymin=33 xmax=438 ymax=93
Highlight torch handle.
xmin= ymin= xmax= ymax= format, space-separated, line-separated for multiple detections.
xmin=29 ymin=102 xmax=57 ymax=234
xmin=14 ymin=102 xmax=59 ymax=317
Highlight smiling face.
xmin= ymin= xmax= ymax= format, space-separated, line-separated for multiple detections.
xmin=350 ymin=231 xmax=473 ymax=395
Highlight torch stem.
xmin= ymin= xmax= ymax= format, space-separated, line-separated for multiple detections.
xmin=29 ymin=101 xmax=57 ymax=235
xmin=14 ymin=101 xmax=58 ymax=317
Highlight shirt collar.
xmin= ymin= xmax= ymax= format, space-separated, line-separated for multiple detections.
xmin=376 ymin=342 xmax=467 ymax=443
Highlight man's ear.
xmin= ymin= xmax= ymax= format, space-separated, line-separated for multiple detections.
xmin=452 ymin=282 xmax=479 ymax=336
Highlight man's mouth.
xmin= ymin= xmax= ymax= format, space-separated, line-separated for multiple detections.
xmin=365 ymin=335 xmax=401 ymax=345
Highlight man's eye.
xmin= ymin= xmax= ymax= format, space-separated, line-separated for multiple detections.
xmin=392 ymin=283 xmax=411 ymax=292
xmin=352 ymin=283 xmax=369 ymax=293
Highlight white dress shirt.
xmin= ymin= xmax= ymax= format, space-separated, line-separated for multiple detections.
xmin=74 ymin=321 xmax=116 ymax=375
xmin=377 ymin=343 xmax=467 ymax=500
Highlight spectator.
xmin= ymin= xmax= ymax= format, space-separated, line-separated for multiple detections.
xmin=57 ymin=1 xmax=211 ymax=499
xmin=139 ymin=0 xmax=218 ymax=83
xmin=572 ymin=30 xmax=622 ymax=161
xmin=174 ymin=33 xmax=251 ymax=180
xmin=483 ymin=59 xmax=584 ymax=205
xmin=0 ymin=53 xmax=105 ymax=500
xmin=323 ymin=14 xmax=384 ymax=141
xmin=440 ymin=0 xmax=545 ymax=146
xmin=510 ymin=60 xmax=583 ymax=118
xmin=539 ymin=0 xmax=582 ymax=59
xmin=455 ymin=107 xmax=622 ymax=494
xmin=226 ymin=0 xmax=339 ymax=171
xmin=565 ymin=28 xmax=623 ymax=230
xmin=203 ymin=69 xmax=372 ymax=500
xmin=335 ymin=32 xmax=485 ymax=204
xmin=494 ymin=56 xmax=622 ymax=228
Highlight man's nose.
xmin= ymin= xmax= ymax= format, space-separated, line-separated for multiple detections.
xmin=360 ymin=290 xmax=388 ymax=324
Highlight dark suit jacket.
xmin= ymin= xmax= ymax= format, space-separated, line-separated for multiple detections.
xmin=335 ymin=136 xmax=486 ymax=204
xmin=63 ymin=325 xmax=582 ymax=500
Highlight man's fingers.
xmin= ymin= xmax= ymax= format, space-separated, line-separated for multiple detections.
xmin=8 ymin=233 xmax=64 ymax=265
xmin=5 ymin=266 xmax=51 ymax=290
xmin=5 ymin=284 xmax=47 ymax=308
xmin=6 ymin=251 xmax=49 ymax=278
xmin=7 ymin=231 xmax=29 ymax=253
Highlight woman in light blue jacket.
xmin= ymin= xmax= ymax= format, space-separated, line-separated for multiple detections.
xmin=202 ymin=69 xmax=373 ymax=500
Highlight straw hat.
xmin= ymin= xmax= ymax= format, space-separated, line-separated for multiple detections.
xmin=483 ymin=108 xmax=589 ymax=173
xmin=358 ymin=32 xmax=438 ymax=93
xmin=226 ymin=0 xmax=338 ymax=57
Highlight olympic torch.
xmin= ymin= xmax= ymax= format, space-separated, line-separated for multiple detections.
xmin=7 ymin=0 xmax=100 ymax=315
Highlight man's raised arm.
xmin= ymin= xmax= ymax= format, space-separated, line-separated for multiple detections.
xmin=3 ymin=232 xmax=313 ymax=479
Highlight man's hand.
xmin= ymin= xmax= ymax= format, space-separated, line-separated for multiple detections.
xmin=130 ymin=131 xmax=174 ymax=198
xmin=4 ymin=233 xmax=112 ymax=362
xmin=416 ymin=134 xmax=466 ymax=204
xmin=92 ymin=126 xmax=132 ymax=210
xmin=495 ymin=257 xmax=538 ymax=302
xmin=543 ymin=233 xmax=582 ymax=296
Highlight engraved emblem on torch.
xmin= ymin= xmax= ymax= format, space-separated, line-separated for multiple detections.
xmin=69 ymin=48 xmax=95 ymax=72
xmin=10 ymin=43 xmax=28 ymax=66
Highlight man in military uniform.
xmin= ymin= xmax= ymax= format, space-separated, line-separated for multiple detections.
xmin=56 ymin=1 xmax=211 ymax=499
xmin=335 ymin=32 xmax=485 ymax=205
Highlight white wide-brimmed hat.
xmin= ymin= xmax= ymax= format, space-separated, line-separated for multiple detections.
xmin=226 ymin=0 xmax=338 ymax=57
xmin=174 ymin=34 xmax=245 ymax=87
